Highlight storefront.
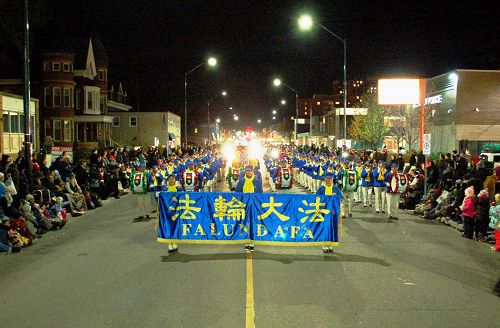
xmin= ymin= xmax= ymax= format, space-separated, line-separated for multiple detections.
xmin=425 ymin=69 xmax=500 ymax=154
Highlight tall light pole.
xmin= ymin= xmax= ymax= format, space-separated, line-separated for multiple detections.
xmin=23 ymin=0 xmax=33 ymax=192
xmin=207 ymin=90 xmax=227 ymax=145
xmin=184 ymin=57 xmax=217 ymax=145
xmin=273 ymin=78 xmax=298 ymax=144
xmin=299 ymin=14 xmax=348 ymax=141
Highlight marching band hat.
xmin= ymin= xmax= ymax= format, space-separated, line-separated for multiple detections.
xmin=186 ymin=160 xmax=193 ymax=166
xmin=391 ymin=163 xmax=398 ymax=169
xmin=245 ymin=165 xmax=254 ymax=171
xmin=378 ymin=160 xmax=385 ymax=164
xmin=139 ymin=163 xmax=146 ymax=168
xmin=324 ymin=173 xmax=334 ymax=179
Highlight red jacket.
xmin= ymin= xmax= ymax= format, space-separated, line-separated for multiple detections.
xmin=462 ymin=197 xmax=476 ymax=218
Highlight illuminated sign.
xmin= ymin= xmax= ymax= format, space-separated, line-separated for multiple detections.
xmin=378 ymin=79 xmax=420 ymax=105
xmin=425 ymin=95 xmax=443 ymax=105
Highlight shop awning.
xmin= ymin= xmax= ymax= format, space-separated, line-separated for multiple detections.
xmin=168 ymin=133 xmax=176 ymax=141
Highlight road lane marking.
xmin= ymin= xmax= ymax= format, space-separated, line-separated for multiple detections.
xmin=246 ymin=252 xmax=255 ymax=328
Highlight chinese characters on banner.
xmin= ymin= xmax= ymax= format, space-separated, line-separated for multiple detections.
xmin=157 ymin=192 xmax=341 ymax=246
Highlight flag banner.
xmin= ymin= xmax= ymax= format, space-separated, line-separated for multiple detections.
xmin=157 ymin=192 xmax=341 ymax=246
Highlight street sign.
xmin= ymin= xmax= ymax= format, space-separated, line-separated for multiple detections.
xmin=423 ymin=133 xmax=431 ymax=155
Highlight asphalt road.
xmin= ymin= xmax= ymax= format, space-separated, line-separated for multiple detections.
xmin=1 ymin=177 xmax=499 ymax=328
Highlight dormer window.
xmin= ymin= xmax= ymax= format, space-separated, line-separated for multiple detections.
xmin=52 ymin=62 xmax=60 ymax=71
xmin=98 ymin=69 xmax=107 ymax=81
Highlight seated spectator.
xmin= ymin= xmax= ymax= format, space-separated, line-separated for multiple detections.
xmin=65 ymin=174 xmax=87 ymax=215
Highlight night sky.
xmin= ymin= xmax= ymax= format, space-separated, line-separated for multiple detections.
xmin=1 ymin=0 xmax=499 ymax=129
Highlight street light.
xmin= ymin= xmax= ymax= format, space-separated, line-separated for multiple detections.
xmin=257 ymin=119 xmax=262 ymax=123
xmin=281 ymin=99 xmax=286 ymax=105
xmin=234 ymin=115 xmax=239 ymax=121
xmin=207 ymin=90 xmax=227 ymax=145
xmin=272 ymin=109 xmax=277 ymax=115
xmin=273 ymin=78 xmax=299 ymax=144
xmin=299 ymin=14 xmax=348 ymax=141
xmin=184 ymin=56 xmax=217 ymax=144
xmin=272 ymin=116 xmax=276 ymax=120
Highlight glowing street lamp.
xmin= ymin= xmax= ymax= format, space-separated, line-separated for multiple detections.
xmin=298 ymin=14 xmax=313 ymax=30
xmin=207 ymin=90 xmax=228 ymax=144
xmin=273 ymin=77 xmax=299 ymax=144
xmin=298 ymin=13 xmax=347 ymax=140
xmin=257 ymin=119 xmax=262 ymax=123
xmin=234 ymin=115 xmax=239 ymax=121
xmin=281 ymin=99 xmax=286 ymax=105
xmin=184 ymin=56 xmax=218 ymax=143
xmin=272 ymin=109 xmax=277 ymax=115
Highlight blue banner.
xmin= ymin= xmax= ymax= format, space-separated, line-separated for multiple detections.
xmin=157 ymin=192 xmax=341 ymax=246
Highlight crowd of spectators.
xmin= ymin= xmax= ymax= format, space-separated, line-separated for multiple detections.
xmin=0 ymin=145 xmax=206 ymax=254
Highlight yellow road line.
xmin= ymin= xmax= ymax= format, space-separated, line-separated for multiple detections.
xmin=246 ymin=252 xmax=255 ymax=328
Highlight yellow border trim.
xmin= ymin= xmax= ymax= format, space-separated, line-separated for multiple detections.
xmin=157 ymin=238 xmax=339 ymax=247
xmin=245 ymin=252 xmax=255 ymax=328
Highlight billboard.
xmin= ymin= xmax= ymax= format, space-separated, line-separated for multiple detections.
xmin=378 ymin=79 xmax=420 ymax=105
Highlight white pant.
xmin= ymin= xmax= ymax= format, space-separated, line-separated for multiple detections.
xmin=137 ymin=193 xmax=151 ymax=217
xmin=374 ymin=187 xmax=386 ymax=212
xmin=168 ymin=243 xmax=178 ymax=250
xmin=355 ymin=188 xmax=362 ymax=202
xmin=362 ymin=186 xmax=372 ymax=206
xmin=386 ymin=192 xmax=401 ymax=218
xmin=344 ymin=191 xmax=355 ymax=215
xmin=269 ymin=177 xmax=276 ymax=192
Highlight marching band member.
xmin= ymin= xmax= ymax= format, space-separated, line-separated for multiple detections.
xmin=316 ymin=173 xmax=343 ymax=253
xmin=341 ymin=161 xmax=359 ymax=217
xmin=162 ymin=174 xmax=182 ymax=253
xmin=360 ymin=163 xmax=373 ymax=207
xmin=373 ymin=160 xmax=387 ymax=214
xmin=275 ymin=159 xmax=293 ymax=190
xmin=181 ymin=160 xmax=202 ymax=192
xmin=385 ymin=163 xmax=402 ymax=221
xmin=149 ymin=165 xmax=164 ymax=207
xmin=236 ymin=165 xmax=263 ymax=252
xmin=355 ymin=159 xmax=363 ymax=203
xmin=130 ymin=163 xmax=151 ymax=219
xmin=226 ymin=160 xmax=242 ymax=191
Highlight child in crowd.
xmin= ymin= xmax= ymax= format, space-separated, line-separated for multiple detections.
xmin=474 ymin=189 xmax=490 ymax=242
xmin=489 ymin=193 xmax=500 ymax=251
xmin=460 ymin=186 xmax=476 ymax=239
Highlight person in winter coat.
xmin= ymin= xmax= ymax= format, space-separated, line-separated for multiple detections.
xmin=489 ymin=193 xmax=500 ymax=252
xmin=474 ymin=189 xmax=490 ymax=241
xmin=460 ymin=186 xmax=476 ymax=239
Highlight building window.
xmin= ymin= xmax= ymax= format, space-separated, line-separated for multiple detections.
xmin=63 ymin=120 xmax=72 ymax=142
xmin=69 ymin=63 xmax=73 ymax=72
xmin=43 ymin=62 xmax=49 ymax=71
xmin=44 ymin=120 xmax=52 ymax=138
xmin=75 ymin=122 xmax=84 ymax=142
xmin=44 ymin=87 xmax=52 ymax=107
xmin=112 ymin=117 xmax=120 ymax=127
xmin=52 ymin=62 xmax=60 ymax=71
xmin=63 ymin=63 xmax=70 ymax=72
xmin=87 ymin=91 xmax=93 ymax=110
xmin=98 ymin=69 xmax=106 ymax=81
xmin=129 ymin=116 xmax=137 ymax=127
xmin=53 ymin=87 xmax=61 ymax=107
xmin=75 ymin=90 xmax=80 ymax=110
xmin=19 ymin=115 xmax=25 ymax=133
xmin=3 ymin=114 xmax=10 ymax=132
xmin=54 ymin=120 xmax=62 ymax=141
xmin=10 ymin=114 xmax=19 ymax=133
xmin=64 ymin=88 xmax=71 ymax=107
xmin=100 ymin=95 xmax=105 ymax=111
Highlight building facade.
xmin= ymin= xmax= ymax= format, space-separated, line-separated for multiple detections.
xmin=0 ymin=92 xmax=39 ymax=156
xmin=425 ymin=69 xmax=500 ymax=154
xmin=40 ymin=38 xmax=117 ymax=157
xmin=110 ymin=111 xmax=181 ymax=148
